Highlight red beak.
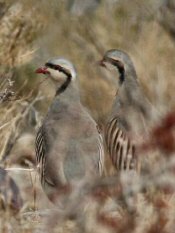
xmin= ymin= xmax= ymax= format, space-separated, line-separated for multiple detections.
xmin=98 ymin=59 xmax=106 ymax=68
xmin=35 ymin=67 xmax=50 ymax=74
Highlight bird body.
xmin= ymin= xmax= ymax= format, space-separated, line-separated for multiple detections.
xmin=35 ymin=58 xmax=104 ymax=202
xmin=99 ymin=49 xmax=155 ymax=172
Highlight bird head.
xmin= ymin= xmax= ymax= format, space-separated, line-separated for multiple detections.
xmin=99 ymin=49 xmax=137 ymax=84
xmin=35 ymin=58 xmax=77 ymax=84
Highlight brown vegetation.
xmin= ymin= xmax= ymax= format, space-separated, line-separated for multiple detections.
xmin=0 ymin=0 xmax=175 ymax=232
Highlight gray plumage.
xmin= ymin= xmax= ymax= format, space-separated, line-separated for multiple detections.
xmin=100 ymin=49 xmax=155 ymax=172
xmin=35 ymin=58 xmax=104 ymax=202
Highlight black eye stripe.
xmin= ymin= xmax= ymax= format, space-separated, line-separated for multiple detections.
xmin=106 ymin=57 xmax=124 ymax=70
xmin=105 ymin=57 xmax=125 ymax=84
xmin=45 ymin=62 xmax=64 ymax=72
xmin=45 ymin=62 xmax=71 ymax=78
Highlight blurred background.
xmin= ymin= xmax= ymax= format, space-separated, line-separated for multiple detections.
xmin=0 ymin=0 xmax=175 ymax=232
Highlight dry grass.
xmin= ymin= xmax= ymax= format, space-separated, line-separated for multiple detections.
xmin=0 ymin=0 xmax=175 ymax=232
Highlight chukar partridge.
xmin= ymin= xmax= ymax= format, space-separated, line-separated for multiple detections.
xmin=99 ymin=49 xmax=154 ymax=173
xmin=35 ymin=58 xmax=104 ymax=203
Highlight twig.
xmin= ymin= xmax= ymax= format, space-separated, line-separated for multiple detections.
xmin=5 ymin=167 xmax=35 ymax=171
xmin=0 ymin=121 xmax=11 ymax=131
xmin=0 ymin=92 xmax=44 ymax=161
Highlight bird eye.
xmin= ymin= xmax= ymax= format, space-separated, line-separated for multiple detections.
xmin=111 ymin=59 xmax=124 ymax=69
xmin=57 ymin=66 xmax=64 ymax=72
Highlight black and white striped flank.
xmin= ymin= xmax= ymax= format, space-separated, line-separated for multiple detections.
xmin=105 ymin=117 xmax=138 ymax=171
xmin=97 ymin=132 xmax=104 ymax=175
xmin=35 ymin=127 xmax=46 ymax=185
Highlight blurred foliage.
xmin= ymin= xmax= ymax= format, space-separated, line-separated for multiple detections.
xmin=0 ymin=0 xmax=175 ymax=232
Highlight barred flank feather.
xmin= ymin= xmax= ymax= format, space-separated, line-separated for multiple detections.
xmin=35 ymin=127 xmax=46 ymax=185
xmin=97 ymin=133 xmax=104 ymax=176
xmin=105 ymin=117 xmax=138 ymax=171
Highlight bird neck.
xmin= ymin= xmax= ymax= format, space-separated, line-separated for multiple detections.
xmin=48 ymin=80 xmax=80 ymax=116
xmin=111 ymin=70 xmax=142 ymax=114
xmin=118 ymin=69 xmax=138 ymax=100
xmin=55 ymin=77 xmax=71 ymax=96
xmin=118 ymin=69 xmax=125 ymax=84
xmin=111 ymin=69 xmax=153 ymax=123
xmin=54 ymin=79 xmax=80 ymax=103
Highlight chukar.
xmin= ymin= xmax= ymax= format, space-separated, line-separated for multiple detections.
xmin=35 ymin=58 xmax=104 ymax=203
xmin=99 ymin=49 xmax=155 ymax=173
